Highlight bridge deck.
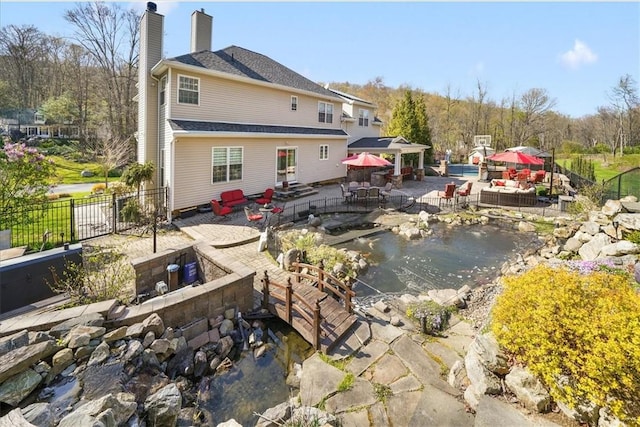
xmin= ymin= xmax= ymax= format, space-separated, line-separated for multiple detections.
xmin=268 ymin=280 xmax=357 ymax=353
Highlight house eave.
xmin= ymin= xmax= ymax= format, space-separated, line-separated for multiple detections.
xmin=151 ymin=59 xmax=344 ymax=102
xmin=172 ymin=130 xmax=347 ymax=140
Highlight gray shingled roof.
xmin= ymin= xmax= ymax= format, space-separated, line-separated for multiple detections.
xmin=348 ymin=137 xmax=396 ymax=148
xmin=169 ymin=119 xmax=348 ymax=136
xmin=170 ymin=46 xmax=337 ymax=98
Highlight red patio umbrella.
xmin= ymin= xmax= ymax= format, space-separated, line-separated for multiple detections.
xmin=487 ymin=151 xmax=544 ymax=165
xmin=341 ymin=152 xmax=392 ymax=167
xmin=342 ymin=152 xmax=392 ymax=184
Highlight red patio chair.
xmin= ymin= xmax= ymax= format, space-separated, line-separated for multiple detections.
xmin=256 ymin=188 xmax=274 ymax=205
xmin=244 ymin=206 xmax=264 ymax=226
xmin=438 ymin=183 xmax=456 ymax=207
xmin=211 ymin=199 xmax=232 ymax=219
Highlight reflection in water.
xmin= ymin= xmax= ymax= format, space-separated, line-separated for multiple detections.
xmin=199 ymin=320 xmax=313 ymax=426
xmin=340 ymin=222 xmax=538 ymax=298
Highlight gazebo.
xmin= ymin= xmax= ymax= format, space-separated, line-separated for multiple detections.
xmin=347 ymin=136 xmax=429 ymax=185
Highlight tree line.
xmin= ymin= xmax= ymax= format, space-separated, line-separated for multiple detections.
xmin=1 ymin=2 xmax=638 ymax=165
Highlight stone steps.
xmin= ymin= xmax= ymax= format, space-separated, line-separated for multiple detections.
xmin=273 ymin=183 xmax=318 ymax=201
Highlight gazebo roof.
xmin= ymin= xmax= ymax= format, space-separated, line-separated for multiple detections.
xmin=348 ymin=136 xmax=429 ymax=155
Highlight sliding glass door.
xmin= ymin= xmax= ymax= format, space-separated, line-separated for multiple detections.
xmin=276 ymin=148 xmax=297 ymax=185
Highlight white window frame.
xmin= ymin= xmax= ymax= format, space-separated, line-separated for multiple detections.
xmin=319 ymin=144 xmax=329 ymax=160
xmin=358 ymin=109 xmax=369 ymax=127
xmin=318 ymin=101 xmax=333 ymax=123
xmin=291 ymin=95 xmax=298 ymax=111
xmin=212 ymin=147 xmax=243 ymax=184
xmin=177 ymin=74 xmax=200 ymax=105
xmin=160 ymin=76 xmax=167 ymax=106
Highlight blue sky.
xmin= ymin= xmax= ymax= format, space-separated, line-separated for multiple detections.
xmin=1 ymin=1 xmax=638 ymax=118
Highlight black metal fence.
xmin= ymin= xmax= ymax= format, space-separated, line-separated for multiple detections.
xmin=556 ymin=164 xmax=595 ymax=190
xmin=602 ymin=167 xmax=640 ymax=202
xmin=1 ymin=187 xmax=167 ymax=252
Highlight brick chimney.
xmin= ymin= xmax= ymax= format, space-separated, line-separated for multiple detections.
xmin=190 ymin=8 xmax=212 ymax=53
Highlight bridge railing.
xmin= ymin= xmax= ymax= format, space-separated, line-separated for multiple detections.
xmin=291 ymin=260 xmax=355 ymax=314
xmin=260 ymin=271 xmax=321 ymax=350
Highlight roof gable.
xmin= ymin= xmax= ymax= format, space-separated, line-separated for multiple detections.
xmin=170 ymin=46 xmax=337 ymax=98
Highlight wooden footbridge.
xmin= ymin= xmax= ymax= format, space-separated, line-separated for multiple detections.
xmin=260 ymin=261 xmax=357 ymax=353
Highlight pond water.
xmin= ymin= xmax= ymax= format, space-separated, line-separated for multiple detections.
xmin=197 ymin=319 xmax=314 ymax=426
xmin=338 ymin=221 xmax=539 ymax=298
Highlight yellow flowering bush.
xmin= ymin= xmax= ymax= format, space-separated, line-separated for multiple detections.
xmin=491 ymin=264 xmax=640 ymax=425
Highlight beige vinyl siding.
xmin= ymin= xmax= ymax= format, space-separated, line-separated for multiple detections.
xmin=137 ymin=12 xmax=163 ymax=168
xmin=346 ymin=106 xmax=379 ymax=143
xmin=169 ymin=72 xmax=341 ymax=130
xmin=171 ymin=136 xmax=346 ymax=210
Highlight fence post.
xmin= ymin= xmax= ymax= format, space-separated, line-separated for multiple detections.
xmin=285 ymin=278 xmax=293 ymax=324
xmin=345 ymin=279 xmax=353 ymax=313
xmin=111 ymin=193 xmax=117 ymax=234
xmin=313 ymin=301 xmax=321 ymax=351
xmin=317 ymin=260 xmax=324 ymax=292
xmin=261 ymin=270 xmax=270 ymax=310
xmin=295 ymin=254 xmax=301 ymax=284
xmin=69 ymin=199 xmax=75 ymax=242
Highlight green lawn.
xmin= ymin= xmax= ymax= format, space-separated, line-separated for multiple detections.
xmin=557 ymin=153 xmax=639 ymax=183
xmin=12 ymin=202 xmax=73 ymax=251
xmin=49 ymin=155 xmax=118 ymax=185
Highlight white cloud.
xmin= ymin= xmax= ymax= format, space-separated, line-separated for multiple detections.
xmin=560 ymin=39 xmax=598 ymax=69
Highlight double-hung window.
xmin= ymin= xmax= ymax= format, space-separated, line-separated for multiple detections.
xmin=160 ymin=76 xmax=167 ymax=105
xmin=178 ymin=75 xmax=199 ymax=105
xmin=318 ymin=102 xmax=333 ymax=123
xmin=319 ymin=144 xmax=328 ymax=160
xmin=291 ymin=96 xmax=298 ymax=111
xmin=212 ymin=147 xmax=243 ymax=183
xmin=358 ymin=109 xmax=369 ymax=127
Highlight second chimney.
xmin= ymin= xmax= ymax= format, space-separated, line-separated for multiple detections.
xmin=191 ymin=8 xmax=212 ymax=53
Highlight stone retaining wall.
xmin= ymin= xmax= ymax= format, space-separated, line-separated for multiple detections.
xmin=131 ymin=243 xmax=197 ymax=297
xmin=111 ymin=242 xmax=255 ymax=329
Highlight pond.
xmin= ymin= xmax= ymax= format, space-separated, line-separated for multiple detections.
xmin=338 ymin=221 xmax=539 ymax=298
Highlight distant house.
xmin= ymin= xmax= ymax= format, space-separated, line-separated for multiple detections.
xmin=137 ymin=6 xmax=349 ymax=215
xmin=0 ymin=109 xmax=79 ymax=139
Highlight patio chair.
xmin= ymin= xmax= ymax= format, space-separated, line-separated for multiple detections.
xmin=438 ymin=183 xmax=456 ymax=207
xmin=269 ymin=203 xmax=285 ymax=226
xmin=256 ymin=188 xmax=274 ymax=205
xmin=340 ymin=184 xmax=353 ymax=203
xmin=211 ymin=199 xmax=232 ymax=219
xmin=244 ymin=206 xmax=264 ymax=226
xmin=355 ymin=187 xmax=368 ymax=203
xmin=457 ymin=181 xmax=473 ymax=205
xmin=381 ymin=182 xmax=393 ymax=200
xmin=368 ymin=187 xmax=380 ymax=201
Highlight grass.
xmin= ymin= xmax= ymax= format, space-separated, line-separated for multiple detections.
xmin=11 ymin=202 xmax=73 ymax=251
xmin=558 ymin=153 xmax=640 ymax=182
xmin=49 ymin=155 xmax=119 ymax=185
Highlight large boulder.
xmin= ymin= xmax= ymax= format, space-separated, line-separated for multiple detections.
xmin=142 ymin=313 xmax=165 ymax=337
xmin=504 ymin=366 xmax=552 ymax=413
xmin=463 ymin=350 xmax=502 ymax=395
xmin=469 ymin=333 xmax=509 ymax=376
xmin=49 ymin=313 xmax=104 ymax=339
xmin=58 ymin=393 xmax=137 ymax=427
xmin=598 ymin=240 xmax=640 ymax=257
xmin=614 ymin=213 xmax=640 ymax=232
xmin=0 ymin=330 xmax=30 ymax=357
xmin=0 ymin=340 xmax=58 ymax=384
xmin=0 ymin=369 xmax=42 ymax=406
xmin=578 ymin=233 xmax=612 ymax=261
xmin=144 ymin=383 xmax=182 ymax=427
xmin=21 ymin=403 xmax=54 ymax=427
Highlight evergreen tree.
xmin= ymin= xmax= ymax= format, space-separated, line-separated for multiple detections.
xmin=387 ymin=90 xmax=433 ymax=165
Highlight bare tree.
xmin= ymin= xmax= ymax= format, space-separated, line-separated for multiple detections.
xmin=609 ymin=74 xmax=639 ymax=154
xmin=0 ymin=25 xmax=49 ymax=110
xmin=514 ymin=88 xmax=557 ymax=146
xmin=64 ymin=2 xmax=140 ymax=142
xmin=91 ymin=133 xmax=133 ymax=188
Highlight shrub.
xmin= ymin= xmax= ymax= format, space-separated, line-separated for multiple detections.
xmin=278 ymin=230 xmax=356 ymax=278
xmin=48 ymin=246 xmax=133 ymax=305
xmin=121 ymin=198 xmax=142 ymax=223
xmin=491 ymin=265 xmax=640 ymax=425
xmin=625 ymin=230 xmax=640 ymax=245
xmin=91 ymin=183 xmax=106 ymax=194
xmin=406 ymin=300 xmax=452 ymax=335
